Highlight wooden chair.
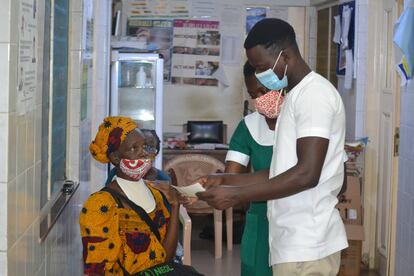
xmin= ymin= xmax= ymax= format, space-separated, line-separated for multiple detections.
xmin=164 ymin=154 xmax=233 ymax=259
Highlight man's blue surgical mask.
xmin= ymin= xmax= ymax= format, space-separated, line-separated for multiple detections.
xmin=255 ymin=50 xmax=288 ymax=90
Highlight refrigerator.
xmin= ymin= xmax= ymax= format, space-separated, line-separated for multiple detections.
xmin=110 ymin=51 xmax=164 ymax=169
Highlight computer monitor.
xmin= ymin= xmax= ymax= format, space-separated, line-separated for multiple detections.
xmin=186 ymin=121 xmax=224 ymax=144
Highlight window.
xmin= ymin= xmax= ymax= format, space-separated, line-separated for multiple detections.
xmin=40 ymin=0 xmax=70 ymax=208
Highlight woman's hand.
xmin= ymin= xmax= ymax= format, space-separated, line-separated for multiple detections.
xmin=149 ymin=181 xmax=196 ymax=206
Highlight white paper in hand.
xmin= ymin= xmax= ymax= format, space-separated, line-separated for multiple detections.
xmin=171 ymin=183 xmax=206 ymax=197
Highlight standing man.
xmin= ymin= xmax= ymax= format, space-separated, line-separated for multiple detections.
xmin=197 ymin=18 xmax=348 ymax=275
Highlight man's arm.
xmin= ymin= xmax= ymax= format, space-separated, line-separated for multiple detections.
xmin=197 ymin=136 xmax=329 ymax=209
xmin=199 ymin=168 xmax=270 ymax=188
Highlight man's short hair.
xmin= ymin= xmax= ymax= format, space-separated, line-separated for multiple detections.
xmin=243 ymin=61 xmax=255 ymax=78
xmin=244 ymin=18 xmax=298 ymax=53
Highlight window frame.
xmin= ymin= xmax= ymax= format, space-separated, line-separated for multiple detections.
xmin=39 ymin=0 xmax=75 ymax=242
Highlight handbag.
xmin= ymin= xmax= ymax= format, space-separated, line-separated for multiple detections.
xmin=101 ymin=187 xmax=204 ymax=276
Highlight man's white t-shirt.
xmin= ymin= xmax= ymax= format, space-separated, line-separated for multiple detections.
xmin=268 ymin=71 xmax=348 ymax=265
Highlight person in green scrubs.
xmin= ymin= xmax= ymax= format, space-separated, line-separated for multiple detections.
xmin=225 ymin=61 xmax=276 ymax=276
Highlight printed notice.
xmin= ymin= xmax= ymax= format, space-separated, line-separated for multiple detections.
xmin=17 ymin=0 xmax=38 ymax=115
xmin=126 ymin=0 xmax=189 ymax=19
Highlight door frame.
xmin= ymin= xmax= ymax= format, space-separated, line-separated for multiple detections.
xmin=387 ymin=3 xmax=403 ymax=275
xmin=363 ymin=0 xmax=401 ymax=272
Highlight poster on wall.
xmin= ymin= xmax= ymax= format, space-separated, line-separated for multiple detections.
xmin=246 ymin=6 xmax=289 ymax=35
xmin=171 ymin=20 xmax=220 ymax=86
xmin=246 ymin=7 xmax=266 ymax=34
xmin=126 ymin=19 xmax=174 ymax=81
xmin=17 ymin=0 xmax=38 ymax=115
xmin=125 ymin=0 xmax=189 ymax=19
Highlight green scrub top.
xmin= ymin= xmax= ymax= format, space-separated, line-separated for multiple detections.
xmin=226 ymin=112 xmax=274 ymax=276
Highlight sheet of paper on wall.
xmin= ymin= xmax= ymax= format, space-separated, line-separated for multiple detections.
xmin=212 ymin=66 xmax=229 ymax=87
xmin=220 ymin=3 xmax=243 ymax=33
xmin=344 ymin=49 xmax=354 ymax=89
xmin=393 ymin=6 xmax=414 ymax=86
xmin=17 ymin=0 xmax=38 ymax=115
xmin=333 ymin=15 xmax=342 ymax=44
xmin=221 ymin=35 xmax=243 ymax=66
xmin=341 ymin=5 xmax=352 ymax=49
xmin=171 ymin=20 xmax=221 ymax=87
xmin=191 ymin=0 xmax=218 ymax=19
xmin=338 ymin=48 xmax=347 ymax=71
xmin=267 ymin=6 xmax=288 ymax=22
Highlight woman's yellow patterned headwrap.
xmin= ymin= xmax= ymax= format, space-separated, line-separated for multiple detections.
xmin=89 ymin=116 xmax=138 ymax=163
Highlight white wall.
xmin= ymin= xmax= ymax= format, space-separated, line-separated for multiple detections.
xmin=393 ymin=7 xmax=414 ymax=275
xmin=163 ymin=1 xmax=308 ymax=140
xmin=395 ymin=72 xmax=414 ymax=273
xmin=0 ymin=0 xmax=95 ymax=274
xmin=90 ymin=0 xmax=112 ymax=191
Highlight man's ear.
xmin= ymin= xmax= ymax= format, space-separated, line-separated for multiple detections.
xmin=109 ymin=151 xmax=121 ymax=166
xmin=281 ymin=49 xmax=290 ymax=64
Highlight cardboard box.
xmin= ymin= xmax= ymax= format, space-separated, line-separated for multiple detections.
xmin=339 ymin=224 xmax=365 ymax=276
xmin=339 ymin=175 xmax=362 ymax=205
xmin=339 ymin=240 xmax=362 ymax=276
xmin=336 ymin=176 xmax=363 ymax=224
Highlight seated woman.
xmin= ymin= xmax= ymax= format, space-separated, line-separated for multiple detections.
xmin=80 ymin=116 xmax=187 ymax=275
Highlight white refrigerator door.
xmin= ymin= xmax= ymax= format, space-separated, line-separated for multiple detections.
xmin=111 ymin=52 xmax=163 ymax=169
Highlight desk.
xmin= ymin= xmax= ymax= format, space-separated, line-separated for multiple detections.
xmin=162 ymin=148 xmax=228 ymax=168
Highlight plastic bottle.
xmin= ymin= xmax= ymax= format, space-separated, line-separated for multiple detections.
xmin=136 ymin=66 xmax=146 ymax=87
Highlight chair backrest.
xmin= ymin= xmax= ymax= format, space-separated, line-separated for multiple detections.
xmin=164 ymin=154 xmax=225 ymax=213
xmin=164 ymin=154 xmax=225 ymax=187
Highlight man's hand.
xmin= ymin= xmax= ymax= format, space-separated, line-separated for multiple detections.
xmin=196 ymin=185 xmax=241 ymax=210
xmin=197 ymin=174 xmax=225 ymax=189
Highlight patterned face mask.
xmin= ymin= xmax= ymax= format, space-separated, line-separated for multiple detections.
xmin=254 ymin=90 xmax=285 ymax=119
xmin=119 ymin=158 xmax=152 ymax=181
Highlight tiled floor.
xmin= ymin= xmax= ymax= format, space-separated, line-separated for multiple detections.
xmin=190 ymin=215 xmax=241 ymax=276
xmin=361 ymin=269 xmax=380 ymax=276
xmin=192 ymin=239 xmax=240 ymax=276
